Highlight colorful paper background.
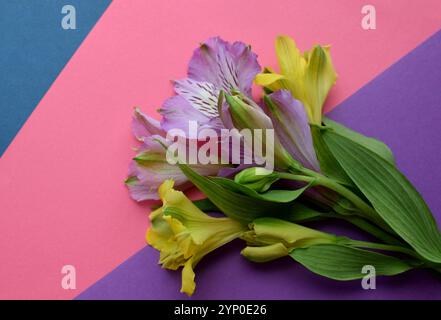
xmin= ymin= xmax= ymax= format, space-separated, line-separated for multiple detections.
xmin=1 ymin=0 xmax=440 ymax=299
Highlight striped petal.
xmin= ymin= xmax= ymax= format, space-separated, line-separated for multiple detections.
xmin=188 ymin=37 xmax=260 ymax=96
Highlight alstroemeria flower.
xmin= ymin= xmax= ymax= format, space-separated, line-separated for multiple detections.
xmin=160 ymin=37 xmax=261 ymax=133
xmin=255 ymin=35 xmax=337 ymax=125
xmin=126 ymin=108 xmax=223 ymax=201
xmin=264 ymin=90 xmax=320 ymax=171
xmin=127 ymin=38 xmax=260 ymax=200
xmin=147 ymin=180 xmax=246 ymax=296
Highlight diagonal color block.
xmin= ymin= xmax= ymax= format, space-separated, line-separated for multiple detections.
xmin=77 ymin=29 xmax=441 ymax=300
xmin=0 ymin=0 xmax=112 ymax=156
xmin=1 ymin=0 xmax=441 ymax=299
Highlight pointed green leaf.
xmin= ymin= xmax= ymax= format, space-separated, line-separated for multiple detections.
xmin=311 ymin=126 xmax=354 ymax=186
xmin=194 ymin=196 xmax=325 ymax=224
xmin=323 ymin=117 xmax=395 ymax=164
xmin=291 ymin=244 xmax=412 ymax=280
xmin=282 ymin=203 xmax=325 ymax=222
xmin=179 ymin=164 xmax=285 ymax=223
xmin=323 ymin=131 xmax=441 ymax=263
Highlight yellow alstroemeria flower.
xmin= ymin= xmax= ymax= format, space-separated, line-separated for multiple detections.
xmin=146 ymin=179 xmax=246 ymax=296
xmin=255 ymin=35 xmax=337 ymax=125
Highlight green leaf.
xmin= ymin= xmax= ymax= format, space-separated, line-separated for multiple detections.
xmin=311 ymin=126 xmax=354 ymax=186
xmin=179 ymin=164 xmax=286 ymax=223
xmin=282 ymin=203 xmax=326 ymax=222
xmin=195 ymin=197 xmax=325 ymax=223
xmin=323 ymin=131 xmax=441 ymax=263
xmin=211 ymin=176 xmax=311 ymax=203
xmin=181 ymin=164 xmax=323 ymax=224
xmin=290 ymin=244 xmax=412 ymax=280
xmin=323 ymin=117 xmax=395 ymax=164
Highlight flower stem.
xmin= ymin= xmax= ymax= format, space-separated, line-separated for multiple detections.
xmin=279 ymin=170 xmax=389 ymax=231
xmin=346 ymin=239 xmax=420 ymax=259
xmin=326 ymin=214 xmax=404 ymax=246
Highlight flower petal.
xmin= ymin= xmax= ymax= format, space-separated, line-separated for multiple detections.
xmin=132 ymin=107 xmax=164 ymax=140
xmin=275 ymin=35 xmax=306 ymax=82
xmin=229 ymin=41 xmax=261 ymax=95
xmin=126 ymin=159 xmax=187 ymax=201
xmin=254 ymin=73 xmax=286 ymax=91
xmin=159 ymin=95 xmax=222 ymax=133
xmin=174 ymin=79 xmax=220 ymax=118
xmin=180 ymin=259 xmax=196 ymax=296
xmin=265 ymin=90 xmax=320 ymax=171
xmin=126 ymin=139 xmax=224 ymax=201
xmin=303 ymin=45 xmax=337 ymax=124
xmin=188 ymin=37 xmax=260 ymax=96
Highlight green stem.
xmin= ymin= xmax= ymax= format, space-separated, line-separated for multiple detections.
xmin=326 ymin=214 xmax=404 ymax=246
xmin=278 ymin=170 xmax=389 ymax=231
xmin=347 ymin=239 xmax=420 ymax=259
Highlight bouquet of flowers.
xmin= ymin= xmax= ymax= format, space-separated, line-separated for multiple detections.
xmin=126 ymin=36 xmax=441 ymax=296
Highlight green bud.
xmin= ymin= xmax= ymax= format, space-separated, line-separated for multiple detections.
xmin=234 ymin=167 xmax=279 ymax=192
xmin=250 ymin=217 xmax=337 ymax=248
xmin=225 ymin=93 xmax=297 ymax=170
xmin=225 ymin=94 xmax=270 ymax=131
xmin=241 ymin=243 xmax=289 ymax=263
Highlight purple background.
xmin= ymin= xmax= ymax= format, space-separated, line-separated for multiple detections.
xmin=77 ymin=30 xmax=441 ymax=300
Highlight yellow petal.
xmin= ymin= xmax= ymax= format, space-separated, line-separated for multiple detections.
xmin=164 ymin=215 xmax=187 ymax=235
xmin=145 ymin=227 xmax=159 ymax=246
xmin=303 ymin=45 xmax=337 ymax=124
xmin=162 ymin=187 xmax=211 ymax=222
xmin=254 ymin=73 xmax=285 ymax=87
xmin=148 ymin=207 xmax=163 ymax=220
xmin=275 ymin=35 xmax=306 ymax=80
xmin=180 ymin=259 xmax=196 ymax=296
xmin=274 ymin=36 xmax=307 ymax=107
xmin=146 ymin=227 xmax=174 ymax=254
xmin=158 ymin=179 xmax=175 ymax=201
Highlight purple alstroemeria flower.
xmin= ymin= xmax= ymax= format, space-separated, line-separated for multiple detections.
xmin=160 ymin=37 xmax=261 ymax=133
xmin=126 ymin=38 xmax=261 ymax=201
xmin=126 ymin=108 xmax=223 ymax=201
xmin=264 ymin=90 xmax=320 ymax=171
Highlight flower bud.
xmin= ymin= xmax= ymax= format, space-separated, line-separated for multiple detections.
xmin=241 ymin=243 xmax=289 ymax=263
xmin=245 ymin=217 xmax=337 ymax=249
xmin=225 ymin=93 xmax=297 ymax=170
xmin=234 ymin=167 xmax=279 ymax=192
